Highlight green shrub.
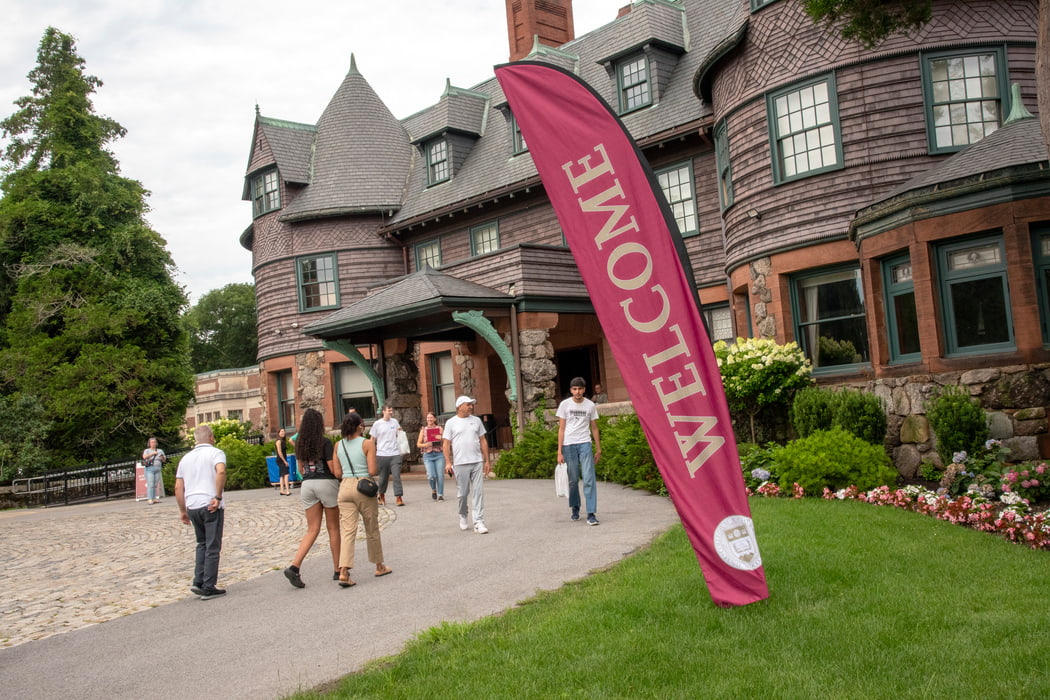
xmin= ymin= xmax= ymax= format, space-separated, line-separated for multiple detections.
xmin=595 ymin=414 xmax=664 ymax=494
xmin=790 ymin=387 xmax=836 ymax=438
xmin=791 ymin=386 xmax=887 ymax=446
xmin=832 ymin=389 xmax=887 ymax=446
xmin=738 ymin=442 xmax=781 ymax=490
xmin=773 ymin=427 xmax=897 ymax=494
xmin=925 ymin=385 xmax=989 ymax=467
xmin=493 ymin=404 xmax=558 ymax=479
xmin=217 ymin=435 xmax=270 ymax=490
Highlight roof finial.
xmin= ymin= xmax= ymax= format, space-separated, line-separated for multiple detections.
xmin=1004 ymin=83 xmax=1034 ymax=124
xmin=255 ymin=103 xmax=260 ymax=115
xmin=348 ymin=53 xmax=359 ymax=76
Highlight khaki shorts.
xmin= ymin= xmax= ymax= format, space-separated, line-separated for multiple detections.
xmin=300 ymin=478 xmax=339 ymax=509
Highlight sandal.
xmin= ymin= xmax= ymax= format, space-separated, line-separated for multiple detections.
xmin=338 ymin=568 xmax=356 ymax=588
xmin=374 ymin=565 xmax=392 ymax=577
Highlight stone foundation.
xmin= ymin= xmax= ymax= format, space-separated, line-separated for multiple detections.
xmin=851 ymin=364 xmax=1050 ymax=477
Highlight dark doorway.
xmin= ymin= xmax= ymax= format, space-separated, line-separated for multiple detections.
xmin=555 ymin=345 xmax=598 ymax=400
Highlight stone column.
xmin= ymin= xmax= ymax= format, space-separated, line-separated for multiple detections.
xmin=750 ymin=257 xmax=776 ymax=339
xmin=517 ymin=328 xmax=557 ymax=415
xmin=386 ymin=350 xmax=421 ymax=443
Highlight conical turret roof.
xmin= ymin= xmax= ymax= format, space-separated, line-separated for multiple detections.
xmin=281 ymin=55 xmax=412 ymax=221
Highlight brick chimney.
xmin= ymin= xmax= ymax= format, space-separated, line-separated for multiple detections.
xmin=506 ymin=0 xmax=575 ymax=62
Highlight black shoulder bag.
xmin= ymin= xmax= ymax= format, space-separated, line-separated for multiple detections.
xmin=342 ymin=440 xmax=378 ymax=497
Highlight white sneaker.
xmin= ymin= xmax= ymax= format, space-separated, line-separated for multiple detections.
xmin=459 ymin=515 xmax=469 ymax=531
xmin=473 ymin=521 xmax=489 ymax=534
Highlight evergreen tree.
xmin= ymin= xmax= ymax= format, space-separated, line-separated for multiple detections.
xmin=183 ymin=282 xmax=259 ymax=373
xmin=0 ymin=27 xmax=194 ymax=470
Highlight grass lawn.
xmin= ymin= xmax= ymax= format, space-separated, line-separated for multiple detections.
xmin=295 ymin=498 xmax=1050 ymax=699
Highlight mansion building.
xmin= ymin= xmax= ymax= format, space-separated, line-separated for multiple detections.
xmin=239 ymin=0 xmax=1047 ymax=465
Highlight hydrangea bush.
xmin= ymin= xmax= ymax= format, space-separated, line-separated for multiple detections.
xmin=713 ymin=337 xmax=813 ymax=442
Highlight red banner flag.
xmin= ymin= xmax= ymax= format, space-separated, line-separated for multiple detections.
xmin=496 ymin=62 xmax=768 ymax=606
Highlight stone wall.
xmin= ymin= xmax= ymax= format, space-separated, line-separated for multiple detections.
xmin=856 ymin=364 xmax=1050 ymax=477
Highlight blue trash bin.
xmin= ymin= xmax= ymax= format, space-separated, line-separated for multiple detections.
xmin=266 ymin=455 xmax=300 ymax=484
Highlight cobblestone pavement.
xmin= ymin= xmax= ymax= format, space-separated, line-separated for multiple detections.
xmin=0 ymin=485 xmax=398 ymax=648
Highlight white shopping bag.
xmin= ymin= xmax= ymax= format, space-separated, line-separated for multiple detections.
xmin=554 ymin=462 xmax=569 ymax=498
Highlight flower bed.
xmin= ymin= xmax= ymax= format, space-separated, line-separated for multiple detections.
xmin=748 ymin=480 xmax=1050 ymax=550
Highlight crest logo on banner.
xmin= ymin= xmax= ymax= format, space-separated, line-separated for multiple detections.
xmin=496 ymin=62 xmax=768 ymax=607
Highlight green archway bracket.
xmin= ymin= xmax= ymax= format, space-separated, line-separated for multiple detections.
xmin=452 ymin=310 xmax=517 ymax=401
xmin=322 ymin=339 xmax=385 ymax=408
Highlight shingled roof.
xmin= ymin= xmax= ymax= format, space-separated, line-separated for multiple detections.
xmin=246 ymin=1 xmax=742 ymax=230
xmin=304 ymin=266 xmax=512 ymax=340
xmin=256 ymin=116 xmax=315 ymax=184
xmin=279 ymin=55 xmax=413 ymax=222
xmin=386 ymin=0 xmax=740 ymax=228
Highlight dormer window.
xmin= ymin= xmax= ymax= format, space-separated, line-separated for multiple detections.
xmin=511 ymin=113 xmax=528 ymax=155
xmin=427 ymin=139 xmax=450 ymax=185
xmin=617 ymin=54 xmax=652 ymax=113
xmin=251 ymin=168 xmax=280 ymax=217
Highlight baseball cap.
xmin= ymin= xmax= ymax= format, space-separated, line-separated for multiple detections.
xmin=455 ymin=395 xmax=476 ymax=407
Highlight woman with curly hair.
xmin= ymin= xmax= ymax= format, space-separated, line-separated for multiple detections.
xmin=283 ymin=408 xmax=341 ymax=587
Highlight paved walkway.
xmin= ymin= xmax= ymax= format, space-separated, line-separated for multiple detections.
xmin=0 ymin=474 xmax=679 ymax=699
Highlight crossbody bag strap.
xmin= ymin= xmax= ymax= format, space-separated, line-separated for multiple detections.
xmin=340 ymin=440 xmax=359 ymax=478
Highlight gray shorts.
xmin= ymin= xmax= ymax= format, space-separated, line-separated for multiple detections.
xmin=300 ymin=478 xmax=339 ymax=509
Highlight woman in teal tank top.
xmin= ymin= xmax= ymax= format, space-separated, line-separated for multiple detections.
xmin=335 ymin=412 xmax=392 ymax=586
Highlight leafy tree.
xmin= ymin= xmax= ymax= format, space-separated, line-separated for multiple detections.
xmin=0 ymin=28 xmax=194 ymax=467
xmin=802 ymin=0 xmax=1050 ymax=163
xmin=182 ymin=282 xmax=258 ymax=373
xmin=801 ymin=0 xmax=933 ymax=49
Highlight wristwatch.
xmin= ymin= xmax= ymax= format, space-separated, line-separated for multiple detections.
xmin=214 ymin=494 xmax=222 ymax=500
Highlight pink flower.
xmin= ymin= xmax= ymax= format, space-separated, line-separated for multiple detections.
xmin=1037 ymin=464 xmax=1047 ymax=475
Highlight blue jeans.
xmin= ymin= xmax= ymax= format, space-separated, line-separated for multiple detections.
xmin=422 ymin=451 xmax=445 ymax=496
xmin=188 ymin=506 xmax=224 ymax=590
xmin=145 ymin=465 xmax=162 ymax=500
xmin=563 ymin=442 xmax=597 ymax=515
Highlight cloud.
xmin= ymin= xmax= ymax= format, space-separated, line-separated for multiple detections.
xmin=1 ymin=0 xmax=618 ymax=303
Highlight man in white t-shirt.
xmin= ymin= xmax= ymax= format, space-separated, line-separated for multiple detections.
xmin=557 ymin=377 xmax=602 ymax=525
xmin=369 ymin=404 xmax=405 ymax=506
xmin=175 ymin=424 xmax=228 ymax=600
xmin=443 ymin=396 xmax=491 ymax=534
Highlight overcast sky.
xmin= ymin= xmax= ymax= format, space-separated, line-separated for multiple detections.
xmin=0 ymin=0 xmax=621 ymax=304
